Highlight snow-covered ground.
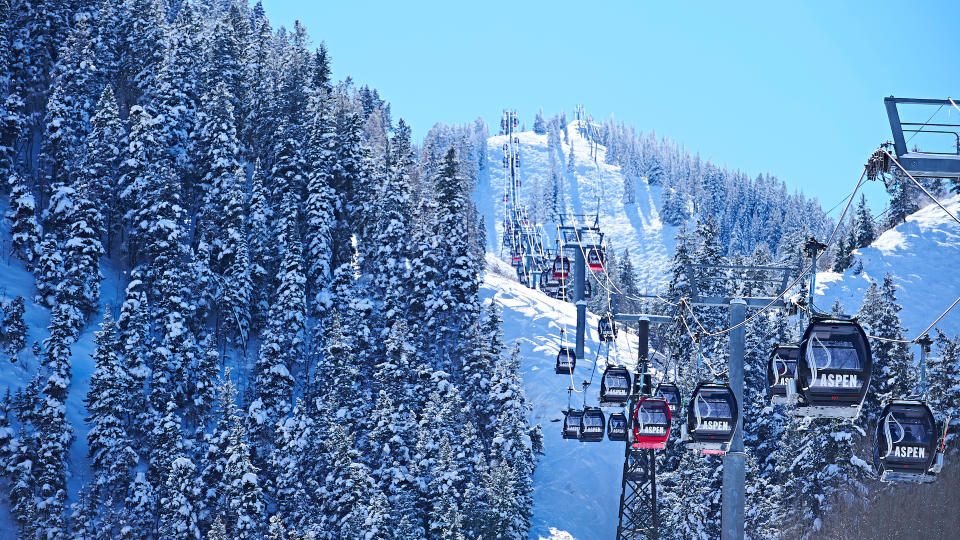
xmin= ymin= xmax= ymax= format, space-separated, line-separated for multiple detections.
xmin=814 ymin=194 xmax=960 ymax=340
xmin=481 ymin=255 xmax=640 ymax=540
xmin=476 ymin=121 xmax=676 ymax=292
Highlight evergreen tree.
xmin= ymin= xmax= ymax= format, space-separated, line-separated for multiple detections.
xmin=246 ymin=161 xmax=274 ymax=327
xmin=36 ymin=299 xmax=78 ymax=538
xmin=2 ymin=296 xmax=27 ymax=362
xmin=77 ymin=86 xmax=122 ymax=256
xmin=857 ymin=275 xmax=915 ymax=409
xmin=85 ymin=308 xmax=137 ymax=498
xmin=34 ymin=233 xmax=63 ymax=307
xmin=6 ymin=171 xmax=42 ymax=268
xmin=225 ymin=394 xmax=264 ymax=539
xmin=852 ymin=194 xmax=876 ymax=248
xmin=251 ymin=192 xmax=304 ymax=450
xmin=159 ymin=457 xmax=201 ymax=540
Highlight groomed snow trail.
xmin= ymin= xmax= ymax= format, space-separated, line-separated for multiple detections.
xmin=482 ymin=255 xmax=641 ymax=540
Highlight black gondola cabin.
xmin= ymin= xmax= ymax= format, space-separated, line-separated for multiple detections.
xmin=767 ymin=345 xmax=799 ymax=405
xmin=555 ymin=347 xmax=576 ymax=374
xmin=874 ymin=400 xmax=942 ymax=483
xmin=598 ymin=315 xmax=617 ymax=343
xmin=684 ymin=382 xmax=738 ymax=455
xmin=607 ymin=412 xmax=628 ymax=441
xmin=586 ymin=248 xmax=604 ymax=272
xmin=562 ymin=409 xmax=583 ymax=440
xmin=599 ymin=367 xmax=632 ymax=406
xmin=579 ymin=407 xmax=606 ymax=442
xmin=552 ymin=256 xmax=571 ymax=280
xmin=795 ymin=318 xmax=872 ymax=419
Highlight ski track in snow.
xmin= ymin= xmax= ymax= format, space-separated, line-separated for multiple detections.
xmin=482 ymin=256 xmax=641 ymax=540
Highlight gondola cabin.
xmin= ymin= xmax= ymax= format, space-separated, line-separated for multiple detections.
xmin=655 ymin=383 xmax=683 ymax=416
xmin=555 ymin=347 xmax=576 ymax=374
xmin=607 ymin=412 xmax=628 ymax=441
xmin=562 ymin=409 xmax=583 ymax=440
xmin=767 ymin=345 xmax=799 ymax=405
xmin=684 ymin=382 xmax=738 ymax=455
xmin=874 ymin=400 xmax=943 ymax=483
xmin=599 ymin=367 xmax=633 ymax=406
xmin=544 ymin=279 xmax=560 ymax=298
xmin=579 ymin=407 xmax=606 ymax=442
xmin=598 ymin=316 xmax=617 ymax=343
xmin=795 ymin=318 xmax=872 ymax=419
xmin=552 ymin=256 xmax=571 ymax=280
xmin=586 ymin=248 xmax=605 ymax=272
xmin=632 ymin=397 xmax=672 ymax=450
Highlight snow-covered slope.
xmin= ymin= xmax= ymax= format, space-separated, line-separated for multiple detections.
xmin=481 ymin=255 xmax=643 ymax=540
xmin=475 ymin=122 xmax=676 ymax=291
xmin=814 ymin=195 xmax=960 ymax=339
xmin=0 ymin=194 xmax=126 ymax=539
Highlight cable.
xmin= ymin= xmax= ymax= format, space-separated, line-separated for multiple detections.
xmin=883 ymin=149 xmax=960 ymax=228
xmin=905 ymin=104 xmax=944 ymax=145
xmin=950 ymin=98 xmax=960 ymax=116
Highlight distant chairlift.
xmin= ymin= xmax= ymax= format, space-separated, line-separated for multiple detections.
xmin=794 ymin=317 xmax=872 ymax=419
xmin=873 ymin=400 xmax=944 ymax=483
xmin=683 ymin=382 xmax=738 ymax=455
xmin=579 ymin=407 xmax=606 ymax=442
xmin=883 ymin=97 xmax=960 ymax=178
xmin=767 ymin=345 xmax=799 ymax=405
xmin=631 ymin=397 xmax=672 ymax=450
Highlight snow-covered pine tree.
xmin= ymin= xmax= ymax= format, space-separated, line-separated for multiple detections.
xmin=85 ymin=308 xmax=138 ymax=499
xmin=116 ymin=0 xmax=168 ymax=107
xmin=857 ymin=274 xmax=915 ymax=412
xmin=532 ymin=109 xmax=546 ymax=135
xmin=270 ymin=398 xmax=320 ymax=533
xmin=35 ymin=299 xmax=79 ymax=537
xmin=2 ymin=296 xmax=27 ymax=362
xmin=225 ymin=393 xmax=265 ymax=539
xmin=34 ymin=233 xmax=63 ymax=308
xmin=158 ymin=456 xmax=201 ymax=540
xmin=303 ymin=93 xmax=336 ymax=313
xmin=39 ymin=17 xmax=99 ymax=191
xmin=246 ymin=161 xmax=274 ymax=327
xmin=5 ymin=171 xmax=42 ymax=268
xmin=192 ymin=82 xmax=241 ymax=253
xmin=77 ymin=86 xmax=122 ymax=256
xmin=852 ymin=194 xmax=876 ymax=248
xmin=251 ymin=191 xmax=304 ymax=453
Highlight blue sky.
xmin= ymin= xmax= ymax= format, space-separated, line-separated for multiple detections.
xmin=261 ymin=0 xmax=959 ymax=213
